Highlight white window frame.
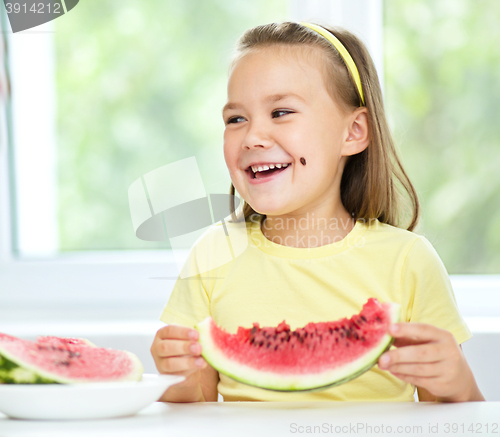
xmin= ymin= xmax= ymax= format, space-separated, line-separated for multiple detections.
xmin=1 ymin=1 xmax=499 ymax=325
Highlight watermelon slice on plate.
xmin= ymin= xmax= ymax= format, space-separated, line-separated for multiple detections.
xmin=196 ymin=298 xmax=400 ymax=392
xmin=0 ymin=333 xmax=143 ymax=384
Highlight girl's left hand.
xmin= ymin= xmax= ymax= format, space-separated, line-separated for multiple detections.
xmin=377 ymin=323 xmax=481 ymax=402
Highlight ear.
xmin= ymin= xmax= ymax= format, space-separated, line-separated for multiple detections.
xmin=341 ymin=107 xmax=369 ymax=156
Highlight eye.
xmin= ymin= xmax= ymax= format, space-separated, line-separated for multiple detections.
xmin=272 ymin=109 xmax=294 ymax=118
xmin=226 ymin=116 xmax=246 ymax=124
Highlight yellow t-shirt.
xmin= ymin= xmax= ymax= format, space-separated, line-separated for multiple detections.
xmin=159 ymin=215 xmax=472 ymax=402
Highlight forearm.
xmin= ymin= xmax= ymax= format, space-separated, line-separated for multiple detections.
xmin=158 ymin=383 xmax=205 ymax=403
xmin=436 ymin=382 xmax=485 ymax=402
xmin=437 ymin=366 xmax=485 ymax=403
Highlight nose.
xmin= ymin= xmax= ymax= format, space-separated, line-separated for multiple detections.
xmin=242 ymin=119 xmax=274 ymax=150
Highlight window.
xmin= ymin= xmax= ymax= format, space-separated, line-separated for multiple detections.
xmin=7 ymin=0 xmax=290 ymax=256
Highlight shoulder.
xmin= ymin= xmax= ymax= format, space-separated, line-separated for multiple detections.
xmin=362 ymin=219 xmax=421 ymax=249
xmin=362 ymin=219 xmax=443 ymax=266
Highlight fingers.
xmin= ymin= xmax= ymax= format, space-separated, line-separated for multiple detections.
xmin=159 ymin=355 xmax=207 ymax=373
xmin=380 ymin=360 xmax=444 ymax=378
xmin=378 ymin=344 xmax=445 ymax=380
xmin=156 ymin=338 xmax=202 ymax=358
xmin=380 ymin=323 xmax=456 ymax=367
xmin=379 ymin=343 xmax=443 ymax=369
xmin=388 ymin=372 xmax=435 ymax=389
xmin=379 ymin=323 xmax=459 ymax=379
xmin=156 ymin=324 xmax=199 ymax=341
xmin=151 ymin=325 xmax=207 ymax=378
xmin=387 ymin=323 xmax=449 ymax=343
xmin=377 ymin=323 xmax=472 ymax=400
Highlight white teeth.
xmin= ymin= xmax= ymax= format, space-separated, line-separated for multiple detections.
xmin=250 ymin=163 xmax=290 ymax=173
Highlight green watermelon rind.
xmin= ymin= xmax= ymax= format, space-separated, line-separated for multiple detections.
xmin=0 ymin=340 xmax=144 ymax=384
xmin=0 ymin=354 xmax=58 ymax=384
xmin=196 ymin=302 xmax=401 ymax=392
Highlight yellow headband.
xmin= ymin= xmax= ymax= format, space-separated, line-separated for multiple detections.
xmin=300 ymin=22 xmax=365 ymax=106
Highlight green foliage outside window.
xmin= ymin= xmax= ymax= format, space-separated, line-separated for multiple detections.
xmin=55 ymin=0 xmax=288 ymax=251
xmin=385 ymin=0 xmax=500 ymax=273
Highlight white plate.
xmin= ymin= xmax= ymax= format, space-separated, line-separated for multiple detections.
xmin=0 ymin=373 xmax=184 ymax=420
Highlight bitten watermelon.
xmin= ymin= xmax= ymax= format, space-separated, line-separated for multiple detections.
xmin=196 ymin=298 xmax=400 ymax=391
xmin=0 ymin=333 xmax=143 ymax=384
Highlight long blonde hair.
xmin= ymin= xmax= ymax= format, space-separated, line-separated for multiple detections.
xmin=228 ymin=22 xmax=420 ymax=231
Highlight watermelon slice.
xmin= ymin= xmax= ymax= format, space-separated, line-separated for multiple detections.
xmin=0 ymin=333 xmax=143 ymax=384
xmin=196 ymin=298 xmax=400 ymax=392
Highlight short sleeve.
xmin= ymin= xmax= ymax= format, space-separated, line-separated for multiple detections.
xmin=159 ymin=275 xmax=211 ymax=328
xmin=400 ymin=236 xmax=472 ymax=345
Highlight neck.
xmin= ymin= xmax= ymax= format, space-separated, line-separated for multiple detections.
xmin=260 ymin=207 xmax=355 ymax=249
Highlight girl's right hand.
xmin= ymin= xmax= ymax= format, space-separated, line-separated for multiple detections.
xmin=151 ymin=324 xmax=207 ymax=399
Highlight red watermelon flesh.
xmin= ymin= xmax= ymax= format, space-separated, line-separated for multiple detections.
xmin=36 ymin=336 xmax=96 ymax=348
xmin=0 ymin=333 xmax=143 ymax=384
xmin=196 ymin=298 xmax=400 ymax=391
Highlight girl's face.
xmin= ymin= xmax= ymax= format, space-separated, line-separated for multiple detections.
xmin=223 ymin=45 xmax=359 ymax=218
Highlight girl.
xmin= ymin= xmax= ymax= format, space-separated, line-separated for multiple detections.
xmin=151 ymin=22 xmax=484 ymax=403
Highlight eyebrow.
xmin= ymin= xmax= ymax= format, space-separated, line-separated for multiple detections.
xmin=222 ymin=93 xmax=306 ymax=114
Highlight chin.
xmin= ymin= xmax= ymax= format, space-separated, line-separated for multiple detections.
xmin=248 ymin=204 xmax=288 ymax=217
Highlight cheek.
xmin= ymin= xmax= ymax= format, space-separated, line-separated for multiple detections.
xmin=223 ymin=135 xmax=239 ymax=175
xmin=282 ymin=120 xmax=322 ymax=155
xmin=222 ymin=132 xmax=233 ymax=162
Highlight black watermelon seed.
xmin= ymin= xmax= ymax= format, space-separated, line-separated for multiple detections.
xmin=376 ymin=316 xmax=382 ymax=322
xmin=361 ymin=336 xmax=366 ymax=342
xmin=274 ymin=345 xmax=278 ymax=351
xmin=346 ymin=330 xmax=351 ymax=338
xmin=340 ymin=332 xmax=344 ymax=338
xmin=259 ymin=341 xmax=264 ymax=347
xmin=354 ymin=332 xmax=359 ymax=340
xmin=361 ymin=315 xmax=367 ymax=322
xmin=251 ymin=327 xmax=257 ymax=335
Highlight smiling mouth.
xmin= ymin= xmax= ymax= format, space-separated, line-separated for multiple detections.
xmin=247 ymin=164 xmax=291 ymax=180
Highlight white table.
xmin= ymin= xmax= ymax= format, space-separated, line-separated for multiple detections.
xmin=1 ymin=401 xmax=499 ymax=437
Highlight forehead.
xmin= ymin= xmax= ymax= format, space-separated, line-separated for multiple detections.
xmin=227 ymin=45 xmax=331 ymax=101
